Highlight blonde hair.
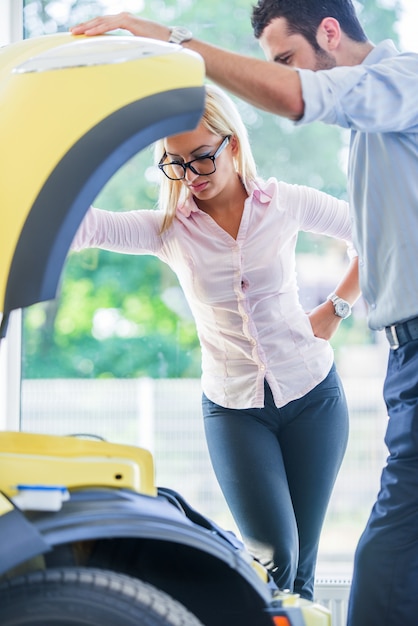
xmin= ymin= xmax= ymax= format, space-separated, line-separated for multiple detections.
xmin=155 ymin=83 xmax=257 ymax=232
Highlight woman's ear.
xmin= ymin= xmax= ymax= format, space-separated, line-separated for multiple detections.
xmin=316 ymin=17 xmax=341 ymax=52
xmin=229 ymin=134 xmax=239 ymax=155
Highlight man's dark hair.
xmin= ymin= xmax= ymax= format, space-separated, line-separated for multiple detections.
xmin=251 ymin=0 xmax=367 ymax=47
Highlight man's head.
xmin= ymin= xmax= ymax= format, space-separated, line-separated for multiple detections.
xmin=251 ymin=0 xmax=368 ymax=69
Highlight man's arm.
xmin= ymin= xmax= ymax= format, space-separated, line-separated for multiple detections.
xmin=70 ymin=12 xmax=304 ymax=120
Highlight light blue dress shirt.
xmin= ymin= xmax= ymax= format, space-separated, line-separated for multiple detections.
xmin=298 ymin=40 xmax=418 ymax=330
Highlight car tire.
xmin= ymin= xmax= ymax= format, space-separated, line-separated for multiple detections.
xmin=0 ymin=567 xmax=204 ymax=626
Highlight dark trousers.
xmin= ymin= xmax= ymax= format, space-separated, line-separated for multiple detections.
xmin=348 ymin=340 xmax=418 ymax=626
xmin=202 ymin=364 xmax=349 ymax=600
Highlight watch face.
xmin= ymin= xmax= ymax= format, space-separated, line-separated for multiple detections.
xmin=169 ymin=27 xmax=192 ymax=44
xmin=336 ymin=301 xmax=350 ymax=318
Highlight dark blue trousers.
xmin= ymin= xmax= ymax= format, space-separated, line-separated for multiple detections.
xmin=202 ymin=364 xmax=349 ymax=600
xmin=348 ymin=340 xmax=418 ymax=626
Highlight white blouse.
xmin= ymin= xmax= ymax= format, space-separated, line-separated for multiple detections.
xmin=72 ymin=177 xmax=354 ymax=409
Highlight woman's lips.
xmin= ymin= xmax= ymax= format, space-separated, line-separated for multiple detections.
xmin=190 ymin=181 xmax=209 ymax=193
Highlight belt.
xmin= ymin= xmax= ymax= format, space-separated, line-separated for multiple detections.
xmin=385 ymin=316 xmax=418 ymax=350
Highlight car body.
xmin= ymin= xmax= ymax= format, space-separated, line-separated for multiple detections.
xmin=0 ymin=32 xmax=331 ymax=626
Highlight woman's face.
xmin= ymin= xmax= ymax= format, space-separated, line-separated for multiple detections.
xmin=163 ymin=123 xmax=237 ymax=201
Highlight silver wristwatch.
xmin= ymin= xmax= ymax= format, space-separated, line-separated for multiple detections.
xmin=327 ymin=292 xmax=351 ymax=319
xmin=168 ymin=26 xmax=193 ymax=45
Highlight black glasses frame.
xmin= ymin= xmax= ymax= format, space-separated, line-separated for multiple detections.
xmin=158 ymin=136 xmax=230 ymax=180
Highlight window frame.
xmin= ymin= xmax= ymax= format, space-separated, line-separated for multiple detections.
xmin=0 ymin=2 xmax=23 ymax=431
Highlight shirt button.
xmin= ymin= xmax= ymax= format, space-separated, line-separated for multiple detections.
xmin=260 ymin=365 xmax=265 ymax=371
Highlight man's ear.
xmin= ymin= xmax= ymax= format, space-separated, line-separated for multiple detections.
xmin=316 ymin=17 xmax=341 ymax=51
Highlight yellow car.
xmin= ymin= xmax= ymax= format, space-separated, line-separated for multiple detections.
xmin=0 ymin=33 xmax=331 ymax=626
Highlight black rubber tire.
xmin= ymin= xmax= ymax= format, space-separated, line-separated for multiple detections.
xmin=0 ymin=567 xmax=205 ymax=626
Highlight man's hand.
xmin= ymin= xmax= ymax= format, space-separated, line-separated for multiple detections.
xmin=70 ymin=12 xmax=170 ymax=42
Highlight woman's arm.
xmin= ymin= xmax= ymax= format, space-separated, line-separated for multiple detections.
xmin=281 ymin=183 xmax=361 ymax=340
xmin=308 ymin=256 xmax=361 ymax=340
xmin=71 ymin=207 xmax=163 ymax=255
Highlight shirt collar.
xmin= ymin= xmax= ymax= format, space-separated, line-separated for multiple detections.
xmin=176 ymin=194 xmax=199 ymax=218
xmin=176 ymin=177 xmax=272 ymax=218
xmin=246 ymin=178 xmax=273 ymax=204
xmin=362 ymin=39 xmax=399 ymax=66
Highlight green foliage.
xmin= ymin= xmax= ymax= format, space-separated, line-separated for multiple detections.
xmin=358 ymin=0 xmax=403 ymax=44
xmin=22 ymin=0 xmax=401 ymax=379
xmin=23 ymin=249 xmax=201 ymax=378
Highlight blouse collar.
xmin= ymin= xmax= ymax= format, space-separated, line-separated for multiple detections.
xmin=176 ymin=177 xmax=272 ymax=218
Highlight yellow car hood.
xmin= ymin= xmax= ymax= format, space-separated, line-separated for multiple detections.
xmin=0 ymin=33 xmax=205 ymax=337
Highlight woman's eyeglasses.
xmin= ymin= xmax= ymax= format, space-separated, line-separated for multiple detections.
xmin=158 ymin=136 xmax=230 ymax=180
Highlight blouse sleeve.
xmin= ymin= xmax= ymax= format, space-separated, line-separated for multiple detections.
xmin=278 ymin=181 xmax=357 ymax=259
xmin=71 ymin=206 xmax=165 ymax=256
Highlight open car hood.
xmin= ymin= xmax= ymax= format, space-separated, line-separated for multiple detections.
xmin=0 ymin=33 xmax=205 ymax=337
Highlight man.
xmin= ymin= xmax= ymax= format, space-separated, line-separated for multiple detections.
xmin=72 ymin=3 xmax=418 ymax=624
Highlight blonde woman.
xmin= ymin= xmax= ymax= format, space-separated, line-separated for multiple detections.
xmin=72 ymin=84 xmax=360 ymax=600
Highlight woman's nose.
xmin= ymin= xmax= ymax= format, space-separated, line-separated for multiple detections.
xmin=184 ymin=165 xmax=198 ymax=181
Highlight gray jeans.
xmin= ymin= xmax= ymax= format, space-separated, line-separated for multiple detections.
xmin=202 ymin=364 xmax=349 ymax=600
